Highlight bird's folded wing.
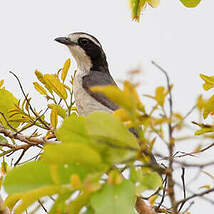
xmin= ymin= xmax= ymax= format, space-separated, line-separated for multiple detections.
xmin=82 ymin=70 xmax=119 ymax=111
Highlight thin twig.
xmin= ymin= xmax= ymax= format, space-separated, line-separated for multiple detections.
xmin=177 ymin=187 xmax=214 ymax=208
xmin=175 ymin=142 xmax=214 ymax=158
xmin=173 ymin=105 xmax=196 ymax=130
xmin=181 ymin=201 xmax=194 ymax=214
xmin=9 ymin=71 xmax=51 ymax=130
xmin=156 ymin=175 xmax=168 ymax=211
xmin=152 ymin=60 xmax=177 ymax=213
xmin=178 ymin=168 xmax=186 ymax=212
xmin=38 ymin=200 xmax=48 ymax=213
xmin=16 ymin=107 xmax=49 ymax=134
xmin=14 ymin=149 xmax=27 ymax=166
xmin=0 ymin=112 xmax=18 ymax=132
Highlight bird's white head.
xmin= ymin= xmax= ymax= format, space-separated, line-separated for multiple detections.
xmin=55 ymin=32 xmax=108 ymax=72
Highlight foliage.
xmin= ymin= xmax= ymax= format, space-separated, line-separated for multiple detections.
xmin=129 ymin=0 xmax=202 ymax=21
xmin=1 ymin=60 xmax=165 ymax=213
xmin=0 ymin=59 xmax=213 ymax=214
xmin=194 ymin=74 xmax=214 ymax=135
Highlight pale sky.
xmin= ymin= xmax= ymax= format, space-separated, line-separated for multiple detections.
xmin=0 ymin=0 xmax=214 ymax=213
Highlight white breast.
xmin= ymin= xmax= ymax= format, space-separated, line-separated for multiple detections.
xmin=73 ymin=70 xmax=112 ymax=116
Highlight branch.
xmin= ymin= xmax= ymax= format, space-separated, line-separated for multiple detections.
xmin=177 ymin=187 xmax=214 ymax=210
xmin=152 ymin=61 xmax=177 ymax=213
xmin=0 ymin=124 xmax=57 ymax=146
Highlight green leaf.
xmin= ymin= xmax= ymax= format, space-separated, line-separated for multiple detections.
xmin=56 ymin=114 xmax=90 ymax=144
xmin=86 ymin=112 xmax=138 ymax=149
xmin=42 ymin=144 xmax=103 ymax=169
xmin=83 ymin=206 xmax=95 ymax=214
xmin=4 ymin=160 xmax=93 ymax=195
xmin=0 ymin=88 xmax=20 ymax=129
xmin=90 ymin=180 xmax=136 ymax=214
xmin=0 ymin=135 xmax=8 ymax=144
xmin=5 ymin=185 xmax=62 ymax=214
xmin=179 ymin=0 xmax=201 ymax=8
xmin=130 ymin=167 xmax=162 ymax=193
xmin=49 ymin=192 xmax=72 ymax=214
xmin=61 ymin=58 xmax=71 ymax=82
xmin=3 ymin=161 xmax=53 ymax=195
xmin=58 ymin=163 xmax=92 ymax=183
xmin=57 ymin=113 xmax=136 ymax=165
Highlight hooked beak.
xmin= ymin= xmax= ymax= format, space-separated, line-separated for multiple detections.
xmin=55 ymin=37 xmax=76 ymax=46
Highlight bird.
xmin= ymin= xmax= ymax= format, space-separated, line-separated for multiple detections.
xmin=55 ymin=32 xmax=118 ymax=117
xmin=55 ymin=32 xmax=161 ymax=172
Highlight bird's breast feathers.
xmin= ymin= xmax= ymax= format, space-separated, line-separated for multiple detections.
xmin=73 ymin=70 xmax=112 ymax=116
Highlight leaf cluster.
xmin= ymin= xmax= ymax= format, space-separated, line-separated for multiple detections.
xmin=0 ymin=60 xmax=213 ymax=214
xmin=129 ymin=0 xmax=202 ymax=22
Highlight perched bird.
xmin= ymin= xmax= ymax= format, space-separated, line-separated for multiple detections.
xmin=55 ymin=32 xmax=118 ymax=116
xmin=55 ymin=32 xmax=160 ymax=172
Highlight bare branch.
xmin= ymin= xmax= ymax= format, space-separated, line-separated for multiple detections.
xmin=177 ymin=187 xmax=214 ymax=209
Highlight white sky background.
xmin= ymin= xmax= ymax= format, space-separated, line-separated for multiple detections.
xmin=1 ymin=0 xmax=214 ymax=213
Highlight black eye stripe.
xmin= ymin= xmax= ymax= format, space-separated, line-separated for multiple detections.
xmin=78 ymin=38 xmax=90 ymax=46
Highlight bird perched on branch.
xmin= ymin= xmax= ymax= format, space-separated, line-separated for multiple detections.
xmin=55 ymin=32 xmax=160 ymax=172
xmin=55 ymin=32 xmax=118 ymax=116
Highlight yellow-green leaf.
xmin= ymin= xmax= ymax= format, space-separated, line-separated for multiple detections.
xmin=196 ymin=95 xmax=206 ymax=112
xmin=42 ymin=144 xmax=103 ymax=168
xmin=48 ymin=104 xmax=67 ymax=119
xmin=129 ymin=0 xmax=160 ymax=22
xmin=86 ymin=112 xmax=138 ymax=149
xmin=3 ymin=193 xmax=23 ymax=210
xmin=0 ymin=80 xmax=4 ymax=88
xmin=147 ymin=0 xmax=160 ymax=8
xmin=44 ymin=74 xmax=67 ymax=100
xmin=155 ymin=86 xmax=166 ymax=106
xmin=0 ymin=88 xmax=20 ymax=129
xmin=35 ymin=70 xmax=53 ymax=93
xmin=203 ymin=95 xmax=214 ymax=119
xmin=179 ymin=0 xmax=201 ymax=8
xmin=91 ymin=85 xmax=135 ymax=113
xmin=200 ymin=74 xmax=214 ymax=91
xmin=33 ymin=82 xmax=47 ymax=95
xmin=8 ymin=185 xmax=62 ymax=214
xmin=124 ymin=81 xmax=145 ymax=112
xmin=35 ymin=70 xmax=45 ymax=84
xmin=50 ymin=107 xmax=58 ymax=129
xmin=195 ymin=127 xmax=214 ymax=135
xmin=129 ymin=0 xmax=146 ymax=22
xmin=61 ymin=58 xmax=71 ymax=82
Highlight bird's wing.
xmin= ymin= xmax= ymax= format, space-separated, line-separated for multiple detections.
xmin=82 ymin=71 xmax=119 ymax=111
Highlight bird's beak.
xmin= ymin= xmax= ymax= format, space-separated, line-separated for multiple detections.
xmin=55 ymin=37 xmax=76 ymax=46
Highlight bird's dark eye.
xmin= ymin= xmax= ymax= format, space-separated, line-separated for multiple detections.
xmin=78 ymin=38 xmax=90 ymax=47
